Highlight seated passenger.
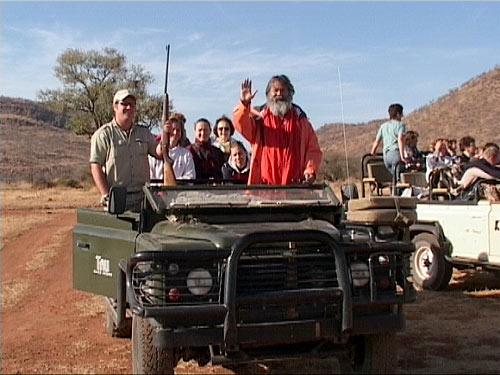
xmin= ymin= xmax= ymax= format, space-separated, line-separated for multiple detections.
xmin=476 ymin=142 xmax=500 ymax=161
xmin=459 ymin=146 xmax=500 ymax=190
xmin=187 ymin=118 xmax=226 ymax=182
xmin=445 ymin=138 xmax=458 ymax=158
xmin=458 ymin=136 xmax=477 ymax=163
xmin=148 ymin=115 xmax=196 ymax=181
xmin=404 ymin=130 xmax=425 ymax=171
xmin=425 ymin=138 xmax=454 ymax=183
xmin=222 ymin=140 xmax=250 ymax=184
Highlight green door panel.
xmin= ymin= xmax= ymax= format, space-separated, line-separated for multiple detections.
xmin=72 ymin=208 xmax=138 ymax=298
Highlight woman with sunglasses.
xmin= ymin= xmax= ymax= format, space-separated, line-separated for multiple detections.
xmin=212 ymin=115 xmax=235 ymax=159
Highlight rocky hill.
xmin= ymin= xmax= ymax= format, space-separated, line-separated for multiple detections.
xmin=0 ymin=96 xmax=90 ymax=184
xmin=317 ymin=66 xmax=500 ymax=159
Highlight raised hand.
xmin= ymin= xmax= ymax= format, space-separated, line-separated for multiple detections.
xmin=240 ymin=78 xmax=258 ymax=105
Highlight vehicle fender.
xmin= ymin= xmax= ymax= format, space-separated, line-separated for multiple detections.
xmin=410 ymin=221 xmax=452 ymax=257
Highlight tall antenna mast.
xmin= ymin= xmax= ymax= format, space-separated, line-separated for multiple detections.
xmin=338 ymin=67 xmax=351 ymax=186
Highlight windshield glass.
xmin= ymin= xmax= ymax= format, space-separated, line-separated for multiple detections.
xmin=146 ymin=184 xmax=339 ymax=211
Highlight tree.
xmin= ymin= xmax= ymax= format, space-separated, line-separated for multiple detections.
xmin=38 ymin=48 xmax=167 ymax=136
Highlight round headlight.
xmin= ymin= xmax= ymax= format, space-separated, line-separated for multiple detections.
xmin=350 ymin=262 xmax=370 ymax=287
xmin=186 ymin=268 xmax=213 ymax=295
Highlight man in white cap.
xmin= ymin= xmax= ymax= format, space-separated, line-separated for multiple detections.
xmin=90 ymin=89 xmax=163 ymax=211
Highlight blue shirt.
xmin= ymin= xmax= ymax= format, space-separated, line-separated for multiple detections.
xmin=375 ymin=120 xmax=406 ymax=154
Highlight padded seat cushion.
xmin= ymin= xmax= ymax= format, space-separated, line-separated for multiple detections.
xmin=346 ymin=208 xmax=417 ymax=225
xmin=348 ymin=196 xmax=417 ymax=211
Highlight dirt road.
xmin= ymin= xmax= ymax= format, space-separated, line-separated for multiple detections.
xmin=2 ymin=208 xmax=500 ymax=374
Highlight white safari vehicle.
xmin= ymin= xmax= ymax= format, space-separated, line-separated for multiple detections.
xmin=412 ymin=179 xmax=500 ymax=290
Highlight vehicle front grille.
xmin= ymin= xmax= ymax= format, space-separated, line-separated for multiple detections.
xmin=236 ymin=240 xmax=338 ymax=295
xmin=235 ymin=240 xmax=341 ymax=323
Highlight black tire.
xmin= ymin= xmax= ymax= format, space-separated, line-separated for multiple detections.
xmin=339 ymin=335 xmax=397 ymax=374
xmin=132 ymin=315 xmax=175 ymax=375
xmin=105 ymin=299 xmax=131 ymax=338
xmin=411 ymin=233 xmax=453 ymax=291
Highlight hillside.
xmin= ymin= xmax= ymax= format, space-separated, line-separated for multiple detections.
xmin=317 ymin=66 xmax=500 ymax=159
xmin=2 ymin=66 xmax=500 ymax=183
xmin=0 ymin=97 xmax=90 ymax=183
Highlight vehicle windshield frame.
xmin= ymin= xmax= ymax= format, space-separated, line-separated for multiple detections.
xmin=143 ymin=183 xmax=341 ymax=214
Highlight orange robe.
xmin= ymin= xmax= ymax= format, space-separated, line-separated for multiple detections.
xmin=233 ymin=102 xmax=322 ymax=185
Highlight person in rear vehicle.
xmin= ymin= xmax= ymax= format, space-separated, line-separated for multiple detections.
xmin=148 ymin=115 xmax=196 ymax=181
xmin=370 ymin=103 xmax=408 ymax=180
xmin=459 ymin=145 xmax=500 ymax=190
xmin=222 ymin=140 xmax=250 ymax=184
xmin=458 ymin=136 xmax=477 ymax=163
xmin=233 ymin=75 xmax=322 ymax=185
xmin=186 ymin=118 xmax=226 ymax=182
xmin=404 ymin=130 xmax=424 ymax=171
xmin=90 ymin=89 xmax=163 ymax=211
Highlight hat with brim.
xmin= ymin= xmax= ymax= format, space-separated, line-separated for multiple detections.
xmin=113 ymin=89 xmax=136 ymax=104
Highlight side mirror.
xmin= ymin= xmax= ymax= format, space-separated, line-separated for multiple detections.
xmin=108 ymin=186 xmax=127 ymax=214
xmin=341 ymin=183 xmax=359 ymax=205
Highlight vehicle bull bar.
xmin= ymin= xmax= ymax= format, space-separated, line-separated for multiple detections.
xmin=123 ymin=230 xmax=352 ymax=351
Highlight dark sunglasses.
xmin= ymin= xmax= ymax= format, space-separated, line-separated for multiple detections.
xmin=119 ymin=101 xmax=136 ymax=108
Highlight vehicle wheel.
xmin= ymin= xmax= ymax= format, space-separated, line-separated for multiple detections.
xmin=411 ymin=233 xmax=453 ymax=290
xmin=132 ymin=315 xmax=175 ymax=375
xmin=105 ymin=299 xmax=131 ymax=338
xmin=339 ymin=334 xmax=397 ymax=374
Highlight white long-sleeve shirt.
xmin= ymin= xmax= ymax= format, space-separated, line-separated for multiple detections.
xmin=149 ymin=146 xmax=196 ymax=180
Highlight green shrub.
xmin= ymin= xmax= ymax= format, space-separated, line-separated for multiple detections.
xmin=31 ymin=173 xmax=56 ymax=189
xmin=56 ymin=177 xmax=83 ymax=189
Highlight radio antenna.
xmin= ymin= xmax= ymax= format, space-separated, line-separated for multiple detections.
xmin=338 ymin=67 xmax=351 ymax=186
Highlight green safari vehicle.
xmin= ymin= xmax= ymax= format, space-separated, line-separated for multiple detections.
xmin=73 ymin=183 xmax=417 ymax=374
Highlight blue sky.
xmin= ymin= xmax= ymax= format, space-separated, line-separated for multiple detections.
xmin=2 ymin=1 xmax=500 ymax=141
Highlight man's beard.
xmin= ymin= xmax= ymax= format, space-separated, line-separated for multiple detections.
xmin=267 ymin=96 xmax=292 ymax=117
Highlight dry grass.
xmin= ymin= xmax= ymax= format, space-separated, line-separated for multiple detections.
xmin=2 ymin=182 xmax=100 ymax=210
xmin=1 ymin=183 xmax=100 ymax=248
xmin=74 ymin=295 xmax=106 ymax=318
xmin=2 ymin=279 xmax=30 ymax=310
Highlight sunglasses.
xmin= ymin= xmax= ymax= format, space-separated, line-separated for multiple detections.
xmin=119 ymin=101 xmax=136 ymax=108
xmin=218 ymin=127 xmax=230 ymax=131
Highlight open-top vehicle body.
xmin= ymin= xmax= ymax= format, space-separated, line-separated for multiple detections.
xmin=413 ymin=178 xmax=500 ymax=290
xmin=73 ymin=182 xmax=417 ymax=374
xmin=359 ymin=153 xmax=500 ymax=290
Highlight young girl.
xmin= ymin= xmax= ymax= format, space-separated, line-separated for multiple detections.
xmin=222 ymin=140 xmax=250 ymax=184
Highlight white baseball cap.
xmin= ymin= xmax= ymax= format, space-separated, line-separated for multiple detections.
xmin=113 ymin=89 xmax=136 ymax=104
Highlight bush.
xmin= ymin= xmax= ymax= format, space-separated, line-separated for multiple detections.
xmin=31 ymin=173 xmax=56 ymax=189
xmin=56 ymin=177 xmax=82 ymax=189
